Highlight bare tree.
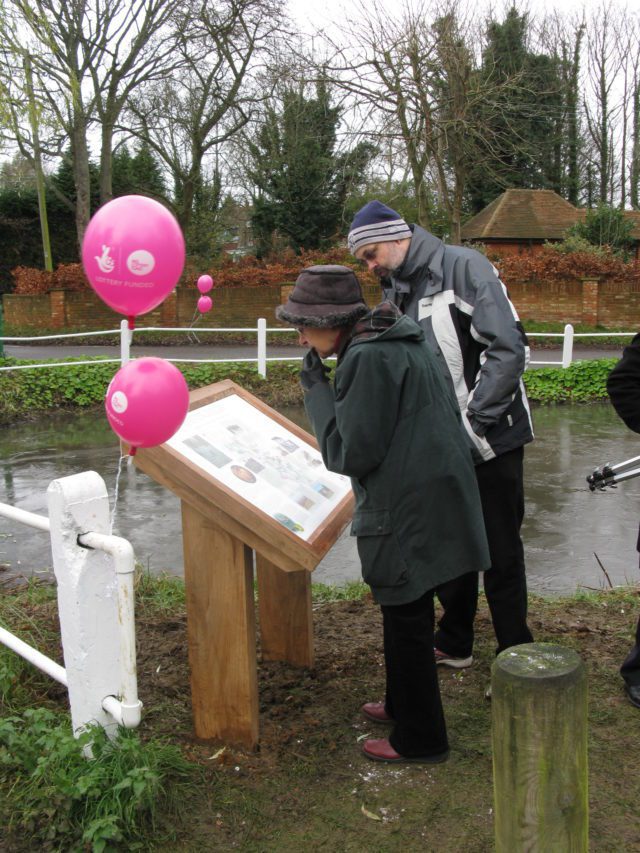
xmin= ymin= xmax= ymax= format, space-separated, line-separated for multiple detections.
xmin=583 ymin=5 xmax=625 ymax=204
xmin=125 ymin=0 xmax=284 ymax=233
xmin=538 ymin=12 xmax=586 ymax=205
xmin=319 ymin=0 xmax=536 ymax=242
xmin=0 ymin=0 xmax=183 ymax=247
xmin=623 ymin=17 xmax=640 ymax=209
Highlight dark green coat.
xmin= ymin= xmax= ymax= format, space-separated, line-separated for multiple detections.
xmin=304 ymin=308 xmax=490 ymax=606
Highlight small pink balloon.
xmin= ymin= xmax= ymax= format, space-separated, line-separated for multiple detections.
xmin=197 ymin=295 xmax=212 ymax=313
xmin=82 ymin=195 xmax=185 ymax=322
xmin=197 ymin=274 xmax=213 ymax=294
xmin=105 ymin=357 xmax=189 ymax=453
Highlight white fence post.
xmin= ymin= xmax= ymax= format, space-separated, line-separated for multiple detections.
xmin=47 ymin=472 xmax=126 ymax=739
xmin=562 ymin=323 xmax=574 ymax=368
xmin=120 ymin=318 xmax=132 ymax=366
xmin=257 ymin=317 xmax=267 ymax=378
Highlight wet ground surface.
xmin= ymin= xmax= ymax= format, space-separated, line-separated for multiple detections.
xmin=1 ymin=402 xmax=640 ymax=595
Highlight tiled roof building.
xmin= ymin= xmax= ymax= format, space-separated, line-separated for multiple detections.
xmin=461 ymin=189 xmax=640 ymax=260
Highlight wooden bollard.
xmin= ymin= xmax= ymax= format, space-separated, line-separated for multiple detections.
xmin=492 ymin=643 xmax=588 ymax=852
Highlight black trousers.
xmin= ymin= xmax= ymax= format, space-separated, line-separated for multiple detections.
xmin=434 ymin=446 xmax=533 ymax=658
xmin=621 ymin=614 xmax=640 ymax=686
xmin=382 ymin=589 xmax=448 ymax=757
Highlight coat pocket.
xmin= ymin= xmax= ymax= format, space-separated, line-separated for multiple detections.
xmin=351 ymin=509 xmax=409 ymax=589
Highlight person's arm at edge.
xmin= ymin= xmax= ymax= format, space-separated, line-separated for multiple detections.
xmin=607 ymin=333 xmax=640 ymax=434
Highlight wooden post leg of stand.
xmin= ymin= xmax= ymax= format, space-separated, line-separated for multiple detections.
xmin=255 ymin=554 xmax=314 ymax=667
xmin=181 ymin=502 xmax=259 ymax=747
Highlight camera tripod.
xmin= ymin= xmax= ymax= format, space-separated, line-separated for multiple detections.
xmin=587 ymin=455 xmax=640 ymax=491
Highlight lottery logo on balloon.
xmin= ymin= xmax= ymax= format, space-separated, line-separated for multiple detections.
xmin=110 ymin=391 xmax=128 ymax=414
xmin=126 ymin=250 xmax=155 ymax=276
xmin=105 ymin=357 xmax=189 ymax=454
xmin=82 ymin=195 xmax=185 ymax=322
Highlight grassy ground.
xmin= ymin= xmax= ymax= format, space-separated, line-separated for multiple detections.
xmin=1 ymin=575 xmax=639 ymax=851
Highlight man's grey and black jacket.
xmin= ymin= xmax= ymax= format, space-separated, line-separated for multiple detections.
xmin=382 ymin=225 xmax=534 ymax=464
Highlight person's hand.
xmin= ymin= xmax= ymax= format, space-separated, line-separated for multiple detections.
xmin=300 ymin=348 xmax=331 ymax=391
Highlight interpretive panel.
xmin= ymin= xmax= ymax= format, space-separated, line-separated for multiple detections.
xmin=165 ymin=392 xmax=351 ymax=541
xmin=134 ymin=380 xmax=354 ymax=571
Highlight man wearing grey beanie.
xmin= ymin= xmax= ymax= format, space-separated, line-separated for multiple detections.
xmin=348 ymin=201 xmax=534 ymax=677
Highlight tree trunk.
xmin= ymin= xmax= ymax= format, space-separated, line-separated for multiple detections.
xmin=100 ymin=118 xmax=115 ymax=205
xmin=631 ymin=83 xmax=640 ymax=209
xmin=72 ymin=118 xmax=92 ymax=250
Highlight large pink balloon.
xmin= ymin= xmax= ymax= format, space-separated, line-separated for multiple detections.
xmin=105 ymin=357 xmax=189 ymax=453
xmin=82 ymin=195 xmax=185 ymax=323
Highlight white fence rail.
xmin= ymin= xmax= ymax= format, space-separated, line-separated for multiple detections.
xmin=0 ymin=471 xmax=141 ymax=738
xmin=0 ymin=320 xmax=635 ymax=377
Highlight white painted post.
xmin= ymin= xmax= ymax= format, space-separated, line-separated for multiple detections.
xmin=47 ymin=471 xmax=124 ymax=739
xmin=120 ymin=318 xmax=132 ymax=365
xmin=257 ymin=317 xmax=267 ymax=378
xmin=562 ymin=323 xmax=574 ymax=369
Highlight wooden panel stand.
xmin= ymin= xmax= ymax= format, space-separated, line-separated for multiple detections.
xmin=256 ymin=555 xmax=314 ymax=667
xmin=492 ymin=642 xmax=588 ymax=852
xmin=182 ymin=502 xmax=259 ymax=747
xmin=134 ymin=381 xmax=354 ymax=747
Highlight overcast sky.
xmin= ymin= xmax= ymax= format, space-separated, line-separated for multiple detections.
xmin=286 ymin=0 xmax=623 ymax=34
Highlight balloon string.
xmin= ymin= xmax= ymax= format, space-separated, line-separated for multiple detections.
xmin=188 ymin=307 xmax=201 ymax=344
xmin=110 ymin=453 xmax=127 ymax=534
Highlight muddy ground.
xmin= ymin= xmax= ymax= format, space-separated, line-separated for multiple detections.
xmin=133 ymin=589 xmax=640 ymax=851
xmin=3 ymin=584 xmax=640 ymax=850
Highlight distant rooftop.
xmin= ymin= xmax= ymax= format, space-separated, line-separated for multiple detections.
xmin=461 ymin=189 xmax=581 ymax=241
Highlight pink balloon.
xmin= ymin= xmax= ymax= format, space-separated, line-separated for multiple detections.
xmin=105 ymin=357 xmax=189 ymax=452
xmin=82 ymin=195 xmax=185 ymax=322
xmin=197 ymin=274 xmax=213 ymax=294
xmin=197 ymin=295 xmax=212 ymax=313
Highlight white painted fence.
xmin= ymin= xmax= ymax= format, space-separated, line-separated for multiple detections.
xmin=0 ymin=321 xmax=636 ymax=378
xmin=0 ymin=471 xmax=142 ymax=739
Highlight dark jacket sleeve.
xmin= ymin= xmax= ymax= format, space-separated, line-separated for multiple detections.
xmin=303 ymin=346 xmax=404 ymax=480
xmin=606 ymin=333 xmax=640 ymax=434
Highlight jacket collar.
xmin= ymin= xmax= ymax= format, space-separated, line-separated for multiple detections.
xmin=393 ymin=225 xmax=445 ymax=296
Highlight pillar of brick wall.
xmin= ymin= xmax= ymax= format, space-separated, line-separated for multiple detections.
xmin=50 ymin=290 xmax=67 ymax=328
xmin=581 ymin=278 xmax=600 ymax=326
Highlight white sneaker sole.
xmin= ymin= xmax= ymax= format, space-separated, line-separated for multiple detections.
xmin=435 ymin=655 xmax=473 ymax=669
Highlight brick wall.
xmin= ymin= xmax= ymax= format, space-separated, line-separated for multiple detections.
xmin=3 ymin=278 xmax=638 ymax=331
xmin=507 ymin=279 xmax=584 ymax=323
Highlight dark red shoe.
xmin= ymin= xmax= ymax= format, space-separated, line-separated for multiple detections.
xmin=362 ymin=738 xmax=449 ymax=764
xmin=361 ymin=702 xmax=393 ymax=724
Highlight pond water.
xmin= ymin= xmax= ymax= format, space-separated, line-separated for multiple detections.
xmin=1 ymin=403 xmax=640 ymax=596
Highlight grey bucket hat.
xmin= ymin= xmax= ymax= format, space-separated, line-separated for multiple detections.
xmin=275 ymin=265 xmax=368 ymax=328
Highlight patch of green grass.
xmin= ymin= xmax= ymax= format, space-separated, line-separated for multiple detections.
xmin=134 ymin=566 xmax=186 ymax=613
xmin=0 ymin=708 xmax=198 ymax=851
xmin=311 ymin=580 xmax=369 ymax=604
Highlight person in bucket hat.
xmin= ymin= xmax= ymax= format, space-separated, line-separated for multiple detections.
xmin=276 ymin=265 xmax=489 ymax=764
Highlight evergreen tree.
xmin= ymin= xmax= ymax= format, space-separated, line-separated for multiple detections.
xmin=247 ymin=81 xmax=375 ymax=255
xmin=466 ymin=8 xmax=563 ymax=212
xmin=568 ymin=204 xmax=635 ymax=257
xmin=185 ymin=171 xmax=223 ymax=263
xmin=112 ymin=146 xmax=135 ymax=198
xmin=111 ymin=143 xmax=166 ymax=200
